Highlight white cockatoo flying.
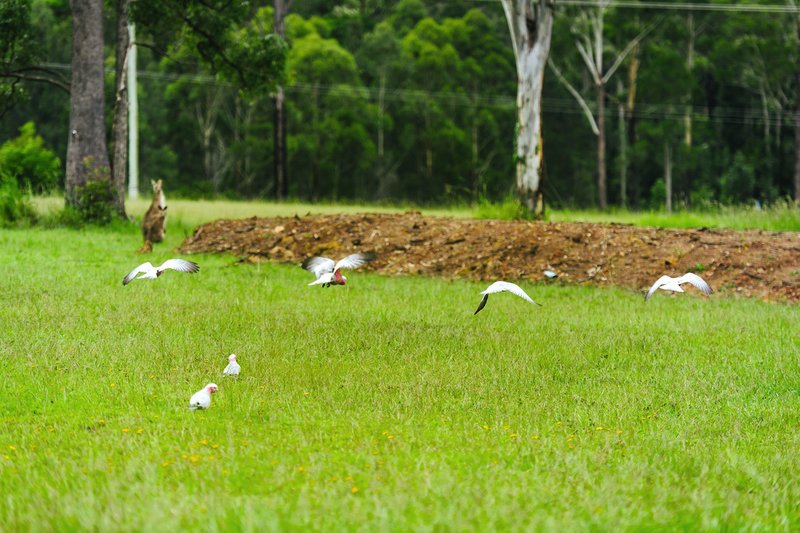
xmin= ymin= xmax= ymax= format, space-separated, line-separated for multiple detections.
xmin=123 ymin=259 xmax=199 ymax=285
xmin=188 ymin=383 xmax=218 ymax=410
xmin=645 ymin=273 xmax=713 ymax=301
xmin=474 ymin=281 xmax=541 ymax=315
xmin=223 ymin=354 xmax=240 ymax=377
xmin=302 ymin=252 xmax=376 ymax=287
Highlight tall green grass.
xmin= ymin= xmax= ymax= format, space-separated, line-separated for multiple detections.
xmin=0 ymin=225 xmax=798 ymax=530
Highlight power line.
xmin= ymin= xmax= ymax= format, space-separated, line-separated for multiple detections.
xmin=470 ymin=0 xmax=799 ymax=14
xmin=38 ymin=62 xmax=795 ymax=127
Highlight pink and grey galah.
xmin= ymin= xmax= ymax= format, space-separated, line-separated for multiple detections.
xmin=188 ymin=383 xmax=218 ymax=410
xmin=302 ymin=252 xmax=376 ymax=287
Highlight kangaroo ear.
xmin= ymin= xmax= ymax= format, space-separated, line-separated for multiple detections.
xmin=150 ymin=179 xmax=155 ymax=187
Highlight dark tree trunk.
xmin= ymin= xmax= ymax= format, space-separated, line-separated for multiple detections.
xmin=795 ymin=30 xmax=800 ymax=203
xmin=273 ymin=0 xmax=289 ymax=199
xmin=110 ymin=0 xmax=130 ymax=217
xmin=795 ymin=73 xmax=800 ymax=203
xmin=66 ymin=0 xmax=111 ymax=206
xmin=597 ymin=82 xmax=607 ymax=210
xmin=626 ymin=44 xmax=640 ymax=209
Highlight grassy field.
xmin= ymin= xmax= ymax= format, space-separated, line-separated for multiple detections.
xmin=1 ymin=206 xmax=799 ymax=530
xmin=33 ymin=195 xmax=800 ymax=232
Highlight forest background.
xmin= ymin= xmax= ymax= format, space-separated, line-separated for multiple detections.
xmin=1 ymin=0 xmax=799 ymax=212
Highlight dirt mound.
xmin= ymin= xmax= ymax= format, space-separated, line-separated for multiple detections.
xmin=178 ymin=212 xmax=800 ymax=302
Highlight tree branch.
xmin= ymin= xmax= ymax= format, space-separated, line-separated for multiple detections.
xmin=575 ymin=38 xmax=601 ymax=84
xmin=548 ymin=59 xmax=599 ymax=135
xmin=0 ymin=68 xmax=71 ymax=93
xmin=602 ymin=21 xmax=658 ymax=84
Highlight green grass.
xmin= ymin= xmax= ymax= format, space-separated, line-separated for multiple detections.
xmin=32 ymin=196 xmax=475 ymax=231
xmin=548 ymin=205 xmax=800 ymax=232
xmin=1 ymin=218 xmax=799 ymax=530
xmin=34 ymin=194 xmax=800 ymax=232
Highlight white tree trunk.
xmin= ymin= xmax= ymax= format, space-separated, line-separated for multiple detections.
xmin=502 ymin=0 xmax=554 ymax=216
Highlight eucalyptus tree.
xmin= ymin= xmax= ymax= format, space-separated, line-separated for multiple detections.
xmin=500 ymin=0 xmax=554 ymax=217
xmin=65 ymin=0 xmax=112 ymax=211
xmin=549 ymin=0 xmax=653 ymax=210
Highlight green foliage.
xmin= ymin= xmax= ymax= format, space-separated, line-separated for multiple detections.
xmin=720 ymin=152 xmax=756 ymax=205
xmin=131 ymin=0 xmax=288 ymax=95
xmin=2 ymin=0 xmax=800 ymax=209
xmin=0 ymin=171 xmax=36 ymax=226
xmin=74 ymin=179 xmax=116 ymax=224
xmin=0 ymin=121 xmax=61 ymax=193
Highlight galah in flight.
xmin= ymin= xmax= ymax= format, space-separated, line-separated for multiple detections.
xmin=123 ymin=259 xmax=199 ymax=285
xmin=474 ymin=281 xmax=541 ymax=315
xmin=302 ymin=252 xmax=376 ymax=287
xmin=188 ymin=383 xmax=218 ymax=410
xmin=645 ymin=273 xmax=713 ymax=301
xmin=223 ymin=354 xmax=240 ymax=377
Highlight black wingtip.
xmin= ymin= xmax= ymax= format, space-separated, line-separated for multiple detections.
xmin=474 ymin=294 xmax=488 ymax=315
xmin=300 ymin=257 xmax=315 ymax=270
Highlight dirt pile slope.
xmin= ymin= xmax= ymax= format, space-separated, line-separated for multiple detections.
xmin=179 ymin=212 xmax=800 ymax=302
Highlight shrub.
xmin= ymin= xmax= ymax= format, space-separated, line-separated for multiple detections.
xmin=0 ymin=172 xmax=37 ymax=226
xmin=0 ymin=121 xmax=62 ymax=193
xmin=74 ymin=179 xmax=115 ymax=224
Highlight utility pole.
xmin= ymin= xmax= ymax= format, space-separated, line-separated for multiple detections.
xmin=127 ymin=23 xmax=139 ymax=199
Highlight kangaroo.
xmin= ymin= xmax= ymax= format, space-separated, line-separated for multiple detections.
xmin=138 ymin=179 xmax=167 ymax=253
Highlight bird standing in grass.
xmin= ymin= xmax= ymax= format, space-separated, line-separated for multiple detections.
xmin=645 ymin=273 xmax=713 ymax=301
xmin=474 ymin=281 xmax=541 ymax=315
xmin=223 ymin=354 xmax=240 ymax=377
xmin=302 ymin=252 xmax=376 ymax=287
xmin=188 ymin=383 xmax=218 ymax=410
xmin=122 ymin=259 xmax=199 ymax=285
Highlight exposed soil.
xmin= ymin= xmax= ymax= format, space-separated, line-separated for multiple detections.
xmin=178 ymin=212 xmax=800 ymax=302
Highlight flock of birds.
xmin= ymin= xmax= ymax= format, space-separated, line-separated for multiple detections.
xmin=122 ymin=252 xmax=714 ymax=410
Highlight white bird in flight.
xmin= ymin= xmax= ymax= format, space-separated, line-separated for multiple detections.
xmin=188 ymin=383 xmax=218 ymax=410
xmin=645 ymin=273 xmax=713 ymax=301
xmin=302 ymin=252 xmax=376 ymax=287
xmin=223 ymin=354 xmax=240 ymax=376
xmin=474 ymin=281 xmax=541 ymax=315
xmin=123 ymin=259 xmax=199 ymax=285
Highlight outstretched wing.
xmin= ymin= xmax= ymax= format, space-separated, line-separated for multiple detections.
xmin=474 ymin=294 xmax=489 ymax=315
xmin=677 ymin=273 xmax=713 ymax=296
xmin=644 ymin=275 xmax=671 ymax=301
xmin=123 ymin=262 xmax=153 ymax=286
xmin=302 ymin=257 xmax=335 ymax=279
xmin=157 ymin=259 xmax=199 ymax=274
xmin=482 ymin=281 xmax=541 ymax=306
xmin=333 ymin=252 xmax=376 ymax=273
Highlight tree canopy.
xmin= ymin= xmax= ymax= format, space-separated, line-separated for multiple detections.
xmin=1 ymin=0 xmax=798 ymax=209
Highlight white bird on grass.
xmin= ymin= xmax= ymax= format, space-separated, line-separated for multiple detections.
xmin=122 ymin=259 xmax=199 ymax=285
xmin=645 ymin=273 xmax=713 ymax=301
xmin=188 ymin=383 xmax=218 ymax=410
xmin=223 ymin=354 xmax=240 ymax=377
xmin=474 ymin=281 xmax=541 ymax=315
xmin=302 ymin=252 xmax=376 ymax=287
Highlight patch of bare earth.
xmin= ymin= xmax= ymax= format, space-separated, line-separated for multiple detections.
xmin=178 ymin=212 xmax=800 ymax=302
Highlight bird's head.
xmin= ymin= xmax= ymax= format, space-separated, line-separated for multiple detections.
xmin=228 ymin=354 xmax=236 ymax=362
xmin=206 ymin=383 xmax=218 ymax=394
